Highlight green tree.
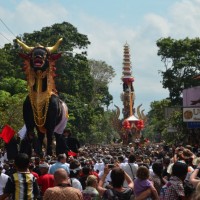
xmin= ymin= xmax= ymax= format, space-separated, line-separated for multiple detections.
xmin=157 ymin=37 xmax=200 ymax=105
xmin=162 ymin=110 xmax=187 ymax=145
xmin=88 ymin=59 xmax=115 ymax=108
xmin=0 ymin=43 xmax=21 ymax=79
xmin=143 ymin=99 xmax=171 ymax=142
xmin=88 ymin=110 xmax=117 ymax=144
xmin=0 ymin=91 xmax=26 ymax=130
xmin=0 ymin=77 xmax=27 ymax=95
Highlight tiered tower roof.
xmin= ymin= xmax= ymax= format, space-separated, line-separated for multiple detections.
xmin=121 ymin=43 xmax=135 ymax=118
xmin=122 ymin=43 xmax=134 ymax=80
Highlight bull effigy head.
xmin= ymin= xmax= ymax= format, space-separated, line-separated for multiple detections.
xmin=30 ymin=47 xmax=48 ymax=69
xmin=17 ymin=38 xmax=63 ymax=70
xmin=30 ymin=47 xmax=48 ymax=70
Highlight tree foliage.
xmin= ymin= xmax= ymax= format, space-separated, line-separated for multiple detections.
xmin=0 ymin=91 xmax=26 ymax=130
xmin=0 ymin=77 xmax=27 ymax=95
xmin=88 ymin=59 xmax=115 ymax=108
xmin=157 ymin=37 xmax=200 ymax=105
xmin=151 ymin=37 xmax=200 ymax=145
xmin=144 ymin=98 xmax=189 ymax=145
xmin=162 ymin=110 xmax=187 ymax=145
xmin=143 ymin=99 xmax=171 ymax=142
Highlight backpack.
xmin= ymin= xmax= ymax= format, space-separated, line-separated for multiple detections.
xmin=82 ymin=193 xmax=92 ymax=200
xmin=82 ymin=193 xmax=100 ymax=200
xmin=183 ymin=180 xmax=195 ymax=197
xmin=103 ymin=188 xmax=134 ymax=200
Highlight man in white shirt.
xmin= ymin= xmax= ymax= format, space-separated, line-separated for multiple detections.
xmin=93 ymin=159 xmax=105 ymax=174
xmin=118 ymin=155 xmax=126 ymax=168
xmin=0 ymin=166 xmax=9 ymax=195
xmin=128 ymin=143 xmax=135 ymax=155
xmin=0 ymin=152 xmax=5 ymax=165
xmin=98 ymin=168 xmax=111 ymax=188
xmin=121 ymin=154 xmax=138 ymax=187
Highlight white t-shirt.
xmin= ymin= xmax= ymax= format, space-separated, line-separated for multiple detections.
xmin=3 ymin=153 xmax=7 ymax=162
xmin=121 ymin=162 xmax=138 ymax=187
xmin=0 ymin=173 xmax=9 ymax=195
xmin=98 ymin=170 xmax=111 ymax=187
xmin=0 ymin=156 xmax=5 ymax=165
xmin=94 ymin=162 xmax=105 ymax=173
xmin=70 ymin=177 xmax=83 ymax=191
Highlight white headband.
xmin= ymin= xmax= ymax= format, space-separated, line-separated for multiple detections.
xmin=70 ymin=166 xmax=82 ymax=173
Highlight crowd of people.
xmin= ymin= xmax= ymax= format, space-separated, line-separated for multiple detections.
xmin=0 ymin=133 xmax=200 ymax=199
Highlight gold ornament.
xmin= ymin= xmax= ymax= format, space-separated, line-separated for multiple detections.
xmin=23 ymin=57 xmax=57 ymax=132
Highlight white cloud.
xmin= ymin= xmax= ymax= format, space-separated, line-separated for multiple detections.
xmin=1 ymin=0 xmax=200 ymax=115
xmin=77 ymin=15 xmax=136 ymax=66
xmin=0 ymin=0 xmax=68 ymax=39
xmin=143 ymin=13 xmax=171 ymax=37
xmin=170 ymin=0 xmax=200 ymax=38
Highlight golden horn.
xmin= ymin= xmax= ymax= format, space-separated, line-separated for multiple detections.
xmin=47 ymin=38 xmax=63 ymax=53
xmin=17 ymin=39 xmax=33 ymax=52
xmin=141 ymin=109 xmax=148 ymax=123
xmin=114 ymin=105 xmax=120 ymax=119
xmin=16 ymin=39 xmax=33 ymax=52
xmin=141 ymin=109 xmax=145 ymax=119
xmin=137 ymin=104 xmax=142 ymax=119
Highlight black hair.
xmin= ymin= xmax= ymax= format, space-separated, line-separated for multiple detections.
xmin=163 ymin=156 xmax=170 ymax=165
xmin=69 ymin=160 xmax=81 ymax=178
xmin=118 ymin=156 xmax=124 ymax=162
xmin=172 ymin=162 xmax=188 ymax=179
xmin=63 ymin=129 xmax=71 ymax=136
xmin=15 ymin=153 xmax=30 ymax=170
xmin=111 ymin=167 xmax=125 ymax=188
xmin=128 ymin=154 xmax=136 ymax=163
xmin=152 ymin=162 xmax=163 ymax=176
xmin=82 ymin=166 xmax=90 ymax=175
xmin=152 ymin=162 xmax=166 ymax=185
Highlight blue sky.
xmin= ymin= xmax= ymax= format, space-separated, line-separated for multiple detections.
xmin=1 ymin=0 xmax=200 ymax=118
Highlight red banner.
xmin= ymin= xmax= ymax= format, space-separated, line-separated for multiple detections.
xmin=68 ymin=151 xmax=77 ymax=157
xmin=0 ymin=124 xmax=15 ymax=143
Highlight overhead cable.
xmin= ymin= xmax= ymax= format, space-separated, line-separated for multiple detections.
xmin=0 ymin=18 xmax=16 ymax=38
xmin=0 ymin=32 xmax=12 ymax=43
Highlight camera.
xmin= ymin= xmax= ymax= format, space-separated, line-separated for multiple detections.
xmin=108 ymin=164 xmax=114 ymax=169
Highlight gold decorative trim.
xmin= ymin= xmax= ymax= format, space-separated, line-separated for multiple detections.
xmin=23 ymin=57 xmax=57 ymax=129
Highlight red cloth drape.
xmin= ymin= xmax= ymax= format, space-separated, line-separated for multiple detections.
xmin=0 ymin=124 xmax=15 ymax=143
xmin=68 ymin=151 xmax=77 ymax=157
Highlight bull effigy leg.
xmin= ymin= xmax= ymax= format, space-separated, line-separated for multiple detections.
xmin=36 ymin=130 xmax=54 ymax=156
xmin=46 ymin=131 xmax=53 ymax=156
xmin=37 ymin=132 xmax=45 ymax=156
xmin=23 ymin=96 xmax=35 ymax=132
xmin=54 ymin=133 xmax=64 ymax=155
xmin=20 ymin=96 xmax=36 ymax=157
xmin=45 ymin=95 xmax=61 ymax=156
xmin=37 ymin=131 xmax=53 ymax=156
xmin=19 ymin=131 xmax=36 ymax=157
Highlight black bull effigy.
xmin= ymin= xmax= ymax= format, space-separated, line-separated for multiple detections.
xmin=17 ymin=38 xmax=68 ymax=156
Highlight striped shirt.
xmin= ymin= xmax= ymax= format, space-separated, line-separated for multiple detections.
xmin=4 ymin=171 xmax=39 ymax=200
